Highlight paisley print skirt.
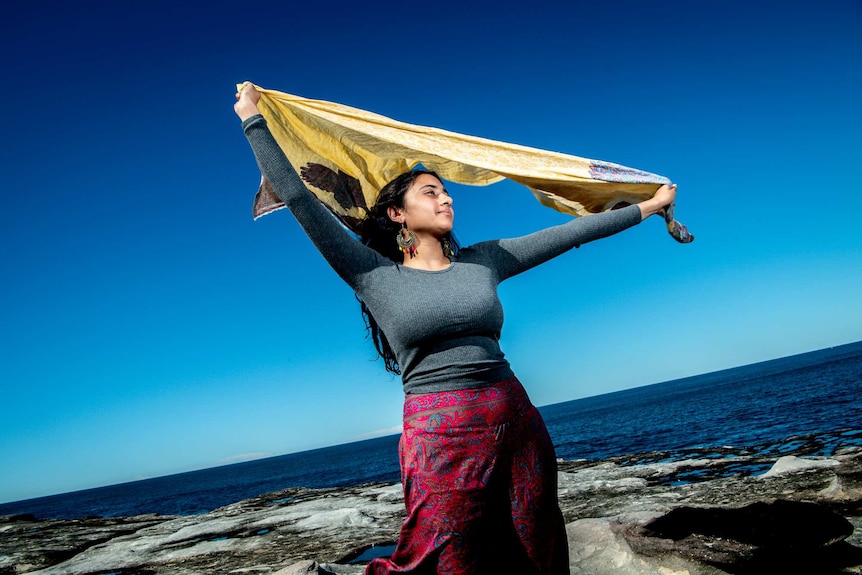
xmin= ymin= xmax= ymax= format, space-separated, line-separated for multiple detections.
xmin=366 ymin=377 xmax=569 ymax=575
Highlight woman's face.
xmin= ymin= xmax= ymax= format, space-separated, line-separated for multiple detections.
xmin=395 ymin=174 xmax=454 ymax=237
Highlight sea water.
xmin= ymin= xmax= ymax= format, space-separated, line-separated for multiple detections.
xmin=2 ymin=342 xmax=860 ymax=520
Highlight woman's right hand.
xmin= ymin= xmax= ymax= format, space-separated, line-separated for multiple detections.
xmin=234 ymin=82 xmax=262 ymax=121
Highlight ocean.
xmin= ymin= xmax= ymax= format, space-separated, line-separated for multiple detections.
xmin=3 ymin=342 xmax=861 ymax=520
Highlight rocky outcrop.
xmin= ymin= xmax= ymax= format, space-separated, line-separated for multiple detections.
xmin=624 ymin=499 xmax=858 ymax=574
xmin=0 ymin=484 xmax=406 ymax=575
xmin=558 ymin=450 xmax=862 ymax=575
xmin=2 ymin=449 xmax=861 ymax=575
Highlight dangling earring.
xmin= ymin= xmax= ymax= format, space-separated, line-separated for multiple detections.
xmin=440 ymin=236 xmax=454 ymax=257
xmin=396 ymin=223 xmax=418 ymax=258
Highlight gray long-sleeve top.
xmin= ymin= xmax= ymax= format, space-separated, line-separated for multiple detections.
xmin=242 ymin=114 xmax=643 ymax=394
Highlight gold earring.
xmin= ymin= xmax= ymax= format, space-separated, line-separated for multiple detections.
xmin=440 ymin=237 xmax=454 ymax=257
xmin=396 ymin=223 xmax=417 ymax=258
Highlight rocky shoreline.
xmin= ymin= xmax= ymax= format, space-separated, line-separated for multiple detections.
xmin=3 ymin=448 xmax=861 ymax=575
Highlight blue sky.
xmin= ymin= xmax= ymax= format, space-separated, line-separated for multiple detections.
xmin=1 ymin=0 xmax=860 ymax=504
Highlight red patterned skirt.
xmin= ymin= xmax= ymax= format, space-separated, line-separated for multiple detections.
xmin=366 ymin=377 xmax=569 ymax=575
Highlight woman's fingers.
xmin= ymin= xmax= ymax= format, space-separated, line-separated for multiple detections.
xmin=656 ymin=183 xmax=677 ymax=207
xmin=234 ymin=82 xmax=262 ymax=120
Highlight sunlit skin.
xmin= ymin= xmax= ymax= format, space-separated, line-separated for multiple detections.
xmin=386 ymin=174 xmax=454 ymax=270
xmin=234 ymin=81 xmax=677 ymax=272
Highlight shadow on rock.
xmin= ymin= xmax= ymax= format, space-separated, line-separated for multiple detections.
xmin=625 ymin=498 xmax=862 ymax=574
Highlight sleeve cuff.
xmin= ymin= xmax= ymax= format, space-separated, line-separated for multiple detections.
xmin=241 ymin=113 xmax=266 ymax=133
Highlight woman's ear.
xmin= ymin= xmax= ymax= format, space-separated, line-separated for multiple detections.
xmin=387 ymin=205 xmax=404 ymax=224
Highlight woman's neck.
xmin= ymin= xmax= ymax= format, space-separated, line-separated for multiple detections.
xmin=400 ymin=235 xmax=451 ymax=270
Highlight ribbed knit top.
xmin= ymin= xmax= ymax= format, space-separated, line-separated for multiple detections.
xmin=242 ymin=114 xmax=642 ymax=394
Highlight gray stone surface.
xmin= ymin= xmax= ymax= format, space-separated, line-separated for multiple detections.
xmin=2 ymin=449 xmax=861 ymax=575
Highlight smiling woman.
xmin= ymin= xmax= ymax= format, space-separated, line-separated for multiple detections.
xmin=387 ymin=173 xmax=455 ymax=264
xmin=234 ymin=83 xmax=675 ymax=574
xmin=359 ymin=170 xmax=458 ymax=271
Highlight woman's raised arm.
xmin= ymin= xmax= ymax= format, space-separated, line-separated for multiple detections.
xmin=474 ymin=184 xmax=679 ymax=281
xmin=235 ymin=83 xmax=383 ymax=287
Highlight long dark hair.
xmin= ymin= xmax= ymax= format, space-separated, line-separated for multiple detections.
xmin=357 ymin=169 xmax=459 ymax=375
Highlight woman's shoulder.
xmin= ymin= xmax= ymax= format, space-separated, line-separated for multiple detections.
xmin=457 ymin=240 xmax=505 ymax=259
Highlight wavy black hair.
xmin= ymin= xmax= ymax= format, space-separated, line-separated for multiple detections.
xmin=356 ymin=169 xmax=459 ymax=375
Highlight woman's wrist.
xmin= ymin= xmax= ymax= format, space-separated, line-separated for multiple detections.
xmin=235 ymin=102 xmax=260 ymax=122
xmin=637 ymin=197 xmax=663 ymax=220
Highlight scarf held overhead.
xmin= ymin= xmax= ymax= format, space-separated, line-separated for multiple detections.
xmin=242 ymin=84 xmax=693 ymax=243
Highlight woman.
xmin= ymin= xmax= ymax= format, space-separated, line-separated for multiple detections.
xmin=234 ymin=84 xmax=676 ymax=575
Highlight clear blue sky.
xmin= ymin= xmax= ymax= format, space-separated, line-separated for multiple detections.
xmin=1 ymin=0 xmax=860 ymax=504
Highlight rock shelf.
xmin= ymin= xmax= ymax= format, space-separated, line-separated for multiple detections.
xmin=2 ymin=449 xmax=861 ymax=575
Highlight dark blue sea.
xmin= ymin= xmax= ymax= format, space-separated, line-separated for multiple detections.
xmin=3 ymin=342 xmax=861 ymax=520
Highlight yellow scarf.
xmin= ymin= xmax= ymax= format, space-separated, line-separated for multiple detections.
xmin=242 ymin=84 xmax=693 ymax=243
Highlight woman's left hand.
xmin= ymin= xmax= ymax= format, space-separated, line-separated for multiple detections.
xmin=637 ymin=184 xmax=677 ymax=220
xmin=653 ymin=183 xmax=677 ymax=208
